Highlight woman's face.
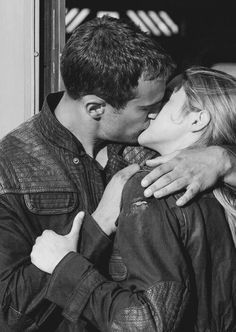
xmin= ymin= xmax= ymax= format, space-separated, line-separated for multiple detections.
xmin=138 ymin=87 xmax=192 ymax=154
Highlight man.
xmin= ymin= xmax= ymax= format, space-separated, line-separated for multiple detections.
xmin=0 ymin=16 xmax=235 ymax=331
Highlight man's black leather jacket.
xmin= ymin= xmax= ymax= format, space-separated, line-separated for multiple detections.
xmin=0 ymin=93 xmax=120 ymax=331
xmin=0 ymin=92 xmax=155 ymax=331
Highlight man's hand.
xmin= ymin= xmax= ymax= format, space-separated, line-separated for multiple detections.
xmin=31 ymin=211 xmax=85 ymax=274
xmin=92 ymin=164 xmax=140 ymax=235
xmin=141 ymin=146 xmax=232 ymax=206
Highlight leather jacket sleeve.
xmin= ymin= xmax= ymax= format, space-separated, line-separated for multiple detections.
xmin=45 ymin=173 xmax=190 ymax=331
xmin=0 ymin=194 xmax=111 ymax=331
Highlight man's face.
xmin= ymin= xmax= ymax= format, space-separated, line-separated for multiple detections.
xmin=102 ymin=77 xmax=166 ymax=144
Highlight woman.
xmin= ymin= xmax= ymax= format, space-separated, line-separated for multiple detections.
xmin=102 ymin=67 xmax=236 ymax=331
xmin=32 ymin=67 xmax=236 ymax=331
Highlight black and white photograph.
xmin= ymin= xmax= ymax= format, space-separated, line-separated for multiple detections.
xmin=0 ymin=0 xmax=235 ymax=331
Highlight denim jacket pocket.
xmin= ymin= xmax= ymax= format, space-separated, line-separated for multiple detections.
xmin=24 ymin=192 xmax=78 ymax=215
xmin=109 ymin=249 xmax=127 ymax=281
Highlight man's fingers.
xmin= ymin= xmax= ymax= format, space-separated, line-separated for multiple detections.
xmin=141 ymin=163 xmax=173 ymax=190
xmin=176 ymin=183 xmax=201 ymax=206
xmin=67 ymin=211 xmax=85 ymax=239
xmin=146 ymin=151 xmax=179 ymax=167
xmin=152 ymin=178 xmax=187 ymax=199
xmin=145 ymin=155 xmax=167 ymax=167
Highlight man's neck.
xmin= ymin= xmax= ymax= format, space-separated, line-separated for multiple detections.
xmin=54 ymin=93 xmax=108 ymax=164
xmin=83 ymin=139 xmax=109 ymax=168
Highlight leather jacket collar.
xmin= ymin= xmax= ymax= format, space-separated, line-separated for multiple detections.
xmin=36 ymin=92 xmax=86 ymax=156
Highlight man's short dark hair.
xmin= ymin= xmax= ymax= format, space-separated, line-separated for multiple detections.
xmin=61 ymin=16 xmax=175 ymax=109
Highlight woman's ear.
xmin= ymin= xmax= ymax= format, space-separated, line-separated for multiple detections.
xmin=190 ymin=110 xmax=211 ymax=132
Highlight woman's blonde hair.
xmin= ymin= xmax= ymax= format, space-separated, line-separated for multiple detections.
xmin=182 ymin=66 xmax=236 ymax=145
xmin=180 ymin=67 xmax=236 ymax=245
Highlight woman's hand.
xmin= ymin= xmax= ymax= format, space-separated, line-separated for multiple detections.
xmin=92 ymin=164 xmax=140 ymax=235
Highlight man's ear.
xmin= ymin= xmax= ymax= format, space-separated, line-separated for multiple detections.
xmin=190 ymin=110 xmax=211 ymax=132
xmin=85 ymin=100 xmax=106 ymax=120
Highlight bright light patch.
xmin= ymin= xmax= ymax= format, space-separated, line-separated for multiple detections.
xmin=137 ymin=10 xmax=161 ymax=36
xmin=97 ymin=11 xmax=120 ymax=19
xmin=148 ymin=11 xmax=172 ymax=36
xmin=65 ymin=8 xmax=79 ymax=26
xmin=127 ymin=10 xmax=150 ymax=34
xmin=66 ymin=8 xmax=90 ymax=33
xmin=65 ymin=8 xmax=179 ymax=37
xmin=159 ymin=11 xmax=179 ymax=34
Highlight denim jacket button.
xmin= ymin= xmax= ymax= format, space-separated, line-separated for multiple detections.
xmin=73 ymin=157 xmax=80 ymax=164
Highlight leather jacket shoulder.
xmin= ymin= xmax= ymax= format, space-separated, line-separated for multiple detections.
xmin=0 ymin=115 xmax=75 ymax=195
xmin=108 ymin=170 xmax=236 ymax=331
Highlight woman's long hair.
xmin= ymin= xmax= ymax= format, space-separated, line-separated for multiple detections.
xmin=182 ymin=67 xmax=236 ymax=246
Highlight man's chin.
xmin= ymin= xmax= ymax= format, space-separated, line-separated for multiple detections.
xmin=109 ymin=137 xmax=139 ymax=146
xmin=110 ymin=131 xmax=144 ymax=145
xmin=123 ymin=138 xmax=139 ymax=146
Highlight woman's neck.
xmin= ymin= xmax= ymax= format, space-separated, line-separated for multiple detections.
xmin=154 ymin=133 xmax=202 ymax=156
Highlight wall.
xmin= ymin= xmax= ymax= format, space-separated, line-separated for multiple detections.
xmin=0 ymin=0 xmax=39 ymax=139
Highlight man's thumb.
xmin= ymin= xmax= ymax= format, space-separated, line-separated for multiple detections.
xmin=67 ymin=211 xmax=85 ymax=239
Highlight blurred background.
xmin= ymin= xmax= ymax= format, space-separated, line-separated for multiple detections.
xmin=0 ymin=0 xmax=236 ymax=138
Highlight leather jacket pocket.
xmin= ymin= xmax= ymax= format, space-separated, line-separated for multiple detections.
xmin=24 ymin=192 xmax=77 ymax=215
